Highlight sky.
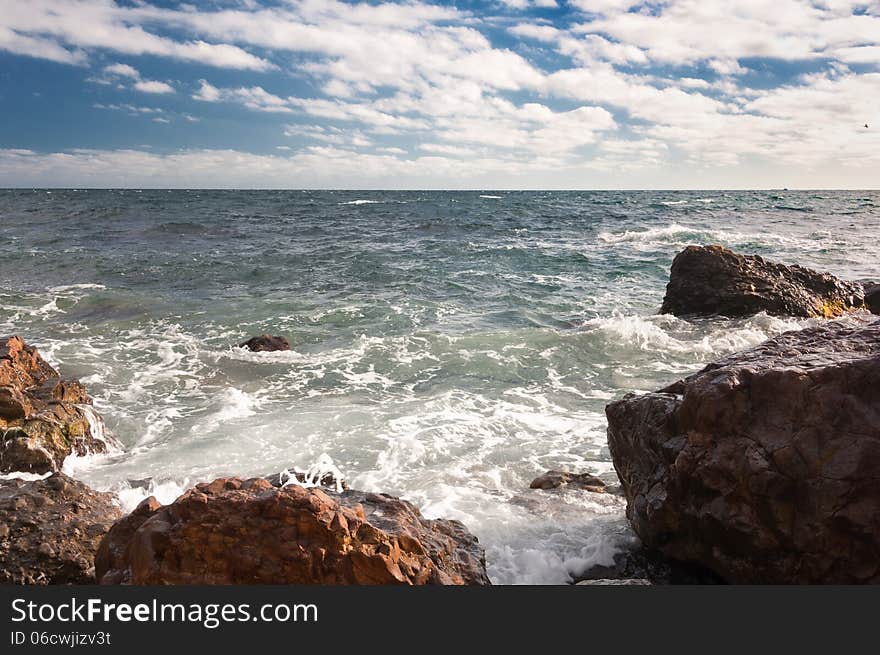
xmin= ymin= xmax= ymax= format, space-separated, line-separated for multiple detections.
xmin=0 ymin=0 xmax=878 ymax=189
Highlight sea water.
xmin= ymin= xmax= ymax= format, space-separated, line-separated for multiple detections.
xmin=1 ymin=189 xmax=877 ymax=584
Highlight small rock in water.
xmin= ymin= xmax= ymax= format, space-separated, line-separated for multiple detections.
xmin=238 ymin=334 xmax=291 ymax=352
xmin=529 ymin=470 xmax=606 ymax=493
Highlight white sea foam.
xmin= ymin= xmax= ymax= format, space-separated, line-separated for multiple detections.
xmin=597 ymin=222 xmax=697 ymax=244
xmin=479 ymin=194 xmax=503 ymax=199
xmin=114 ymin=478 xmax=190 ymax=513
xmin=280 ymin=453 xmax=345 ymax=493
xmin=0 ymin=471 xmax=53 ymax=482
xmin=339 ymin=199 xmax=380 ymax=205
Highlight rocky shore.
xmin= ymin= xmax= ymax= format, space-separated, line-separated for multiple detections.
xmin=1 ymin=336 xmax=120 ymax=473
xmin=2 ymin=244 xmax=878 ymax=585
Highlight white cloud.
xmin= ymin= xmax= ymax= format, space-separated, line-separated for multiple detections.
xmin=2 ymin=1 xmax=879 ymax=187
xmin=193 ymin=80 xmax=221 ymax=102
xmin=104 ymin=63 xmax=139 ymax=78
xmin=0 ymin=25 xmax=86 ymax=64
xmin=0 ymin=0 xmax=274 ymax=70
xmin=134 ymin=80 xmax=175 ymax=94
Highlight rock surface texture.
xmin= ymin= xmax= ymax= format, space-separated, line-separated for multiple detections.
xmin=0 ymin=473 xmax=123 ymax=584
xmin=0 ymin=336 xmax=118 ymax=473
xmin=660 ymin=245 xmax=865 ymax=318
xmin=238 ymin=334 xmax=291 ymax=352
xmin=96 ymin=476 xmax=490 ymax=585
xmin=606 ymin=317 xmax=880 ymax=584
xmin=529 ymin=470 xmax=606 ymax=492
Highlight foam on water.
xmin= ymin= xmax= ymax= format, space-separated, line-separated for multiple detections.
xmin=1 ymin=189 xmax=877 ymax=584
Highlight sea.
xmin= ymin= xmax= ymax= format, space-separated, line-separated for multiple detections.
xmin=1 ymin=189 xmax=877 ymax=584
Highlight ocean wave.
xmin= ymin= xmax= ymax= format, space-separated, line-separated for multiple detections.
xmin=582 ymin=311 xmax=811 ymax=357
xmin=339 ymin=199 xmax=380 ymax=205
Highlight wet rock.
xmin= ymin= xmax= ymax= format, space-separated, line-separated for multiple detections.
xmin=573 ymin=547 xmax=723 ymax=585
xmin=660 ymin=245 xmax=864 ymax=318
xmin=606 ymin=317 xmax=880 ymax=583
xmin=0 ymin=473 xmax=123 ymax=584
xmin=97 ymin=476 xmax=490 ymax=585
xmin=238 ymin=334 xmax=291 ymax=352
xmin=529 ymin=470 xmax=606 ymax=493
xmin=0 ymin=336 xmax=119 ymax=474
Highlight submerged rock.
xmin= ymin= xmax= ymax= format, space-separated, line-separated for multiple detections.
xmin=660 ymin=245 xmax=864 ymax=318
xmin=238 ymin=334 xmax=291 ymax=352
xmin=96 ymin=476 xmax=490 ymax=585
xmin=0 ymin=336 xmax=119 ymax=473
xmin=529 ymin=470 xmax=606 ymax=493
xmin=0 ymin=473 xmax=123 ymax=584
xmin=606 ymin=317 xmax=880 ymax=583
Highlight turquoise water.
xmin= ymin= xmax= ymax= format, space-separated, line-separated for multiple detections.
xmin=1 ymin=189 xmax=878 ymax=583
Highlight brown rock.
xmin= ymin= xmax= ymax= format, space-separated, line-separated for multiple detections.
xmin=97 ymin=477 xmax=490 ymax=585
xmin=238 ymin=334 xmax=291 ymax=352
xmin=606 ymin=317 xmax=880 ymax=583
xmin=0 ymin=336 xmax=119 ymax=474
xmin=529 ymin=470 xmax=606 ymax=493
xmin=660 ymin=245 xmax=865 ymax=318
xmin=0 ymin=336 xmax=58 ymax=389
xmin=0 ymin=473 xmax=123 ymax=584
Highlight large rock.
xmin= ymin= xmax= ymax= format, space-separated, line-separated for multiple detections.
xmin=660 ymin=245 xmax=864 ymax=318
xmin=606 ymin=317 xmax=880 ymax=584
xmin=0 ymin=336 xmax=119 ymax=473
xmin=238 ymin=334 xmax=291 ymax=352
xmin=96 ymin=477 xmax=490 ymax=585
xmin=0 ymin=473 xmax=123 ymax=584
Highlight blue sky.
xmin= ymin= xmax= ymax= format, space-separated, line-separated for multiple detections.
xmin=0 ymin=0 xmax=878 ymax=189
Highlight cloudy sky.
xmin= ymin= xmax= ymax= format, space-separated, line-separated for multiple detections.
xmin=1 ymin=0 xmax=878 ymax=189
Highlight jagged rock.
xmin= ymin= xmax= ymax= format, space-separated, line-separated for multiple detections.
xmin=660 ymin=245 xmax=864 ymax=318
xmin=606 ymin=317 xmax=880 ymax=583
xmin=0 ymin=473 xmax=123 ymax=584
xmin=238 ymin=334 xmax=291 ymax=352
xmin=529 ymin=470 xmax=606 ymax=493
xmin=0 ymin=336 xmax=119 ymax=474
xmin=96 ymin=476 xmax=490 ymax=585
